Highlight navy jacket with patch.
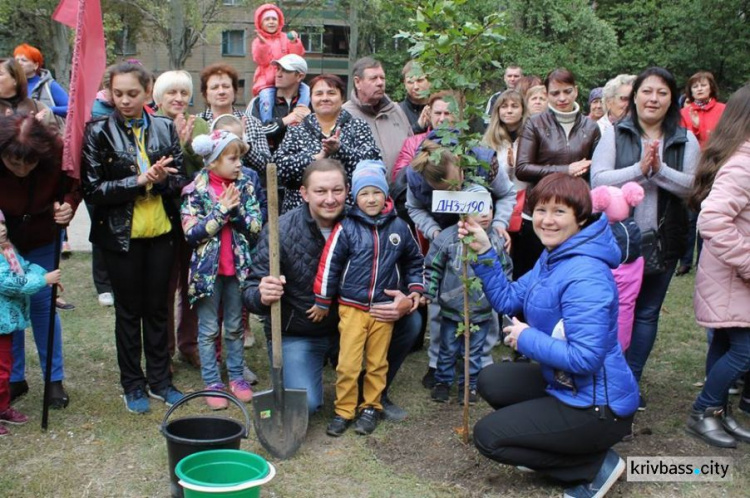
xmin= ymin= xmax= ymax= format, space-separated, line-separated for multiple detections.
xmin=314 ymin=200 xmax=424 ymax=311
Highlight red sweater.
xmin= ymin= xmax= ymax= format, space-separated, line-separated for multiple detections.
xmin=680 ymin=99 xmax=726 ymax=149
xmin=0 ymin=157 xmax=81 ymax=254
xmin=208 ymin=171 xmax=236 ymax=276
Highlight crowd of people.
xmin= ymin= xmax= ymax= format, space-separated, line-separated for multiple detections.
xmin=0 ymin=5 xmax=748 ymax=495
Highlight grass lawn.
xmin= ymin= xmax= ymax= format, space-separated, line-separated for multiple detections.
xmin=2 ymin=253 xmax=747 ymax=497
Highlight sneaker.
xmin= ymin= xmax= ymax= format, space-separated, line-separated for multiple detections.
xmin=0 ymin=425 xmax=8 ymax=436
xmin=326 ymin=415 xmax=353 ymax=437
xmin=729 ymin=382 xmax=741 ymax=395
xmin=98 ymin=292 xmax=114 ymax=307
xmin=205 ymin=383 xmax=228 ymax=410
xmin=563 ymin=449 xmax=625 ymax=498
xmin=0 ymin=407 xmax=29 ymax=425
xmin=637 ymin=395 xmax=647 ymax=412
xmin=243 ymin=366 xmax=259 ymax=386
xmin=431 ymin=383 xmax=450 ymax=403
xmin=230 ymin=379 xmax=253 ymax=403
xmin=10 ymin=380 xmax=29 ymax=403
xmin=381 ymin=395 xmax=407 ymax=422
xmin=122 ymin=388 xmax=150 ymax=414
xmin=149 ymin=385 xmax=184 ymax=407
xmin=354 ymin=407 xmax=380 ymax=435
xmin=422 ymin=367 xmax=437 ymax=389
xmin=458 ymin=386 xmax=478 ymax=406
xmin=516 ymin=466 xmax=536 ymax=473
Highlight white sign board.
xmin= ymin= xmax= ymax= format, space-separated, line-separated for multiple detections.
xmin=431 ymin=190 xmax=492 ymax=215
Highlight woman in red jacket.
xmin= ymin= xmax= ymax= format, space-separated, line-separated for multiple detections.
xmin=677 ymin=71 xmax=725 ymax=276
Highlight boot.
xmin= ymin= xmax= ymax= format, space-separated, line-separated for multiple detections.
xmin=686 ymin=406 xmax=737 ymax=448
xmin=721 ymin=405 xmax=750 ymax=444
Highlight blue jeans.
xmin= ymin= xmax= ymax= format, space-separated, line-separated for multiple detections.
xmin=266 ymin=334 xmax=334 ymax=415
xmin=435 ymin=318 xmax=489 ymax=389
xmin=626 ymin=260 xmax=677 ymax=382
xmin=196 ymin=276 xmax=245 ymax=386
xmin=11 ymin=242 xmax=64 ymax=383
xmin=694 ymin=328 xmax=750 ymax=411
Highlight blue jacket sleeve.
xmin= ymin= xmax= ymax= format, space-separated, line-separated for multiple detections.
xmin=49 ymin=81 xmax=69 ymax=117
xmin=516 ymin=273 xmax=615 ymax=375
xmin=0 ymin=260 xmax=48 ymax=298
xmin=472 ymin=248 xmax=529 ymax=315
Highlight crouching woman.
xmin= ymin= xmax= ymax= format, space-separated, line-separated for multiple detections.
xmin=459 ymin=173 xmax=639 ymax=498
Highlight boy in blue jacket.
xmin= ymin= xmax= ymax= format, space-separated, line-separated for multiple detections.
xmin=312 ymin=160 xmax=424 ymax=436
xmin=424 ymin=184 xmax=513 ymax=404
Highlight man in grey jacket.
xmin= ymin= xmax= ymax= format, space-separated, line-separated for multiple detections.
xmin=343 ymin=57 xmax=413 ymax=180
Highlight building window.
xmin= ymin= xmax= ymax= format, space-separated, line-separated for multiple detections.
xmin=222 ymin=30 xmax=245 ymax=57
xmin=113 ymin=27 xmax=137 ymax=55
xmin=223 ymin=0 xmax=239 ymax=4
xmin=300 ymin=29 xmax=323 ymax=53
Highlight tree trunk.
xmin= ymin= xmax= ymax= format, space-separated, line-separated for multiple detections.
xmin=169 ymin=0 xmax=186 ymax=69
xmin=347 ymin=1 xmax=358 ymax=96
xmin=51 ymin=23 xmax=71 ymax=87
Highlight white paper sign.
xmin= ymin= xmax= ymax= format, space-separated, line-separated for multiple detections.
xmin=431 ymin=190 xmax=491 ymax=215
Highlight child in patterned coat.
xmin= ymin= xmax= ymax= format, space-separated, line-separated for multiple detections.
xmin=181 ymin=131 xmax=264 ymax=409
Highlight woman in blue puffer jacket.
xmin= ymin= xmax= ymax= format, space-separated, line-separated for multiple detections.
xmin=459 ymin=173 xmax=639 ymax=498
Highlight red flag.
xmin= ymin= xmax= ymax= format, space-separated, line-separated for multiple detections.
xmin=52 ymin=0 xmax=106 ymax=180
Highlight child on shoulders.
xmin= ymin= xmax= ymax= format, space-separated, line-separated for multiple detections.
xmin=252 ymin=4 xmax=310 ymax=123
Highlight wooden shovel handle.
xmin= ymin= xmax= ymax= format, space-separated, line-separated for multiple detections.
xmin=266 ymin=163 xmax=283 ymax=369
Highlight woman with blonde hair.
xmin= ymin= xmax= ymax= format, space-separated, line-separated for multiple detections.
xmin=482 ymin=90 xmax=528 ymax=278
xmin=524 ymin=85 xmax=547 ymax=116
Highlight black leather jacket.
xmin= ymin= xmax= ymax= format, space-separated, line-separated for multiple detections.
xmin=81 ymin=113 xmax=186 ymax=252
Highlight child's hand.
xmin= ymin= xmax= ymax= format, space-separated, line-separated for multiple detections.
xmin=494 ymin=226 xmax=512 ymax=252
xmin=289 ymin=30 xmax=299 ymax=42
xmin=419 ymin=296 xmax=430 ymax=307
xmin=406 ymin=292 xmax=421 ymax=313
xmin=255 ymin=30 xmax=268 ymax=43
xmin=307 ymin=304 xmax=329 ymax=323
xmin=219 ymin=184 xmax=241 ymax=211
xmin=45 ymin=269 xmax=61 ymax=286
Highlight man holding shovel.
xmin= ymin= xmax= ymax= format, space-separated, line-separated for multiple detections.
xmin=244 ymin=159 xmax=421 ymax=419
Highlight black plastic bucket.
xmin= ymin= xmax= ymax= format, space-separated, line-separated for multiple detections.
xmin=160 ymin=390 xmax=251 ymax=498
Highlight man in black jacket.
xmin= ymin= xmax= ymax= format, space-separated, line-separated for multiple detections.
xmin=243 ymin=159 xmax=421 ymax=419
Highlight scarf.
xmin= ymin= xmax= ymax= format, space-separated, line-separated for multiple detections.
xmin=1 ymin=242 xmax=24 ymax=276
xmin=692 ymin=98 xmax=711 ymax=109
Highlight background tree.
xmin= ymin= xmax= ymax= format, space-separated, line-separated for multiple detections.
xmin=110 ymin=0 xmax=223 ymax=69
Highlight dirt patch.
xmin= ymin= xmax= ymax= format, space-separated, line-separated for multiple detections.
xmin=368 ymin=386 xmax=744 ymax=497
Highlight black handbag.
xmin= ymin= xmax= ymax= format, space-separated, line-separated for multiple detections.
xmin=640 ymin=229 xmax=665 ymax=275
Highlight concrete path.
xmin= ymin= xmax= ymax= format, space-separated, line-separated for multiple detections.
xmin=67 ymin=204 xmax=92 ymax=252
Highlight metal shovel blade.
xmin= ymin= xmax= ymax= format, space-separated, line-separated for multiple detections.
xmin=252 ymin=384 xmax=308 ymax=459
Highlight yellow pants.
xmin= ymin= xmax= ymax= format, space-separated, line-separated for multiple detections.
xmin=335 ymin=305 xmax=394 ymax=419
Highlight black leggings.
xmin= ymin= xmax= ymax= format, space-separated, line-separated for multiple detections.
xmin=473 ymin=362 xmax=634 ymax=483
